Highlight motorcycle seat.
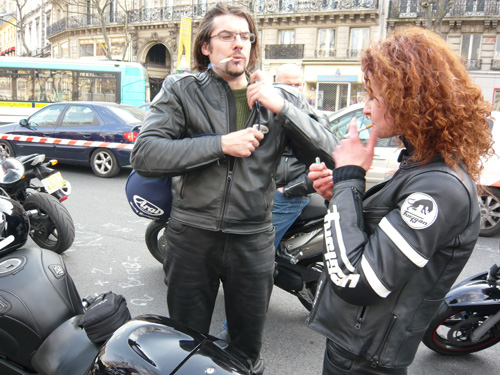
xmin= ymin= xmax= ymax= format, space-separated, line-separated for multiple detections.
xmin=31 ymin=315 xmax=101 ymax=375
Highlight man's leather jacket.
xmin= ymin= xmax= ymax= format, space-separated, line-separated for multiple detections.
xmin=307 ymin=149 xmax=480 ymax=368
xmin=130 ymin=69 xmax=337 ymax=234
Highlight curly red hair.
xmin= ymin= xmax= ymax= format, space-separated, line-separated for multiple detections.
xmin=361 ymin=27 xmax=493 ymax=182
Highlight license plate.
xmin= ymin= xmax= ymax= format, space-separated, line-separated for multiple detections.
xmin=41 ymin=172 xmax=65 ymax=194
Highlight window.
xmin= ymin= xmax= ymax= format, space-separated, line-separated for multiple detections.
xmin=349 ymin=28 xmax=369 ymax=57
xmin=80 ymin=40 xmax=94 ymax=57
xmin=110 ymin=0 xmax=117 ymax=23
xmin=280 ymin=30 xmax=294 ymax=45
xmin=461 ymin=34 xmax=481 ymax=69
xmin=495 ymin=36 xmax=500 ymax=57
xmin=61 ymin=41 xmax=68 ymax=59
xmin=62 ymin=105 xmax=97 ymax=127
xmin=28 ymin=104 xmax=65 ymax=127
xmin=318 ymin=29 xmax=335 ymax=57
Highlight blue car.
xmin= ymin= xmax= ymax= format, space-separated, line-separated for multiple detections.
xmin=0 ymin=102 xmax=145 ymax=177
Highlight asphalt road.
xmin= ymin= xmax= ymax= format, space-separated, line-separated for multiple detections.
xmin=35 ymin=164 xmax=500 ymax=375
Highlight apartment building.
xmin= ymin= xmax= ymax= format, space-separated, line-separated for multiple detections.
xmin=8 ymin=0 xmax=500 ymax=110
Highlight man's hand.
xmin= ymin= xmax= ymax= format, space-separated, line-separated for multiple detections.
xmin=308 ymin=162 xmax=333 ymax=202
xmin=221 ymin=128 xmax=264 ymax=157
xmin=333 ymin=117 xmax=377 ymax=170
xmin=247 ymin=70 xmax=285 ymax=114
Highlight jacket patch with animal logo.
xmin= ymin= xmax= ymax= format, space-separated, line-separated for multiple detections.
xmin=400 ymin=192 xmax=438 ymax=230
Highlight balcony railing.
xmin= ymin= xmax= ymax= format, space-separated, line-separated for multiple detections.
xmin=464 ymin=59 xmax=482 ymax=70
xmin=389 ymin=0 xmax=500 ymax=18
xmin=315 ymin=48 xmax=336 ymax=58
xmin=47 ymin=0 xmax=379 ymax=38
xmin=265 ymin=44 xmax=304 ymax=59
xmin=492 ymin=59 xmax=500 ymax=71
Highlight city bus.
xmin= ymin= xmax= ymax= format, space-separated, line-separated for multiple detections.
xmin=0 ymin=57 xmax=150 ymax=124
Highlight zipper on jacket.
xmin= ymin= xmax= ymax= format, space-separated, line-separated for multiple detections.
xmin=354 ymin=306 xmax=366 ymax=329
xmin=370 ymin=313 xmax=398 ymax=368
xmin=219 ymin=157 xmax=235 ymax=230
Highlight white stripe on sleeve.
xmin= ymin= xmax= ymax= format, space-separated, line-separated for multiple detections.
xmin=379 ymin=217 xmax=428 ymax=268
xmin=361 ymin=255 xmax=391 ymax=298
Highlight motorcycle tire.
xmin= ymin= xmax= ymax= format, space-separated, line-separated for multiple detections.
xmin=296 ymin=260 xmax=323 ymax=311
xmin=23 ymin=193 xmax=76 ymax=254
xmin=145 ymin=220 xmax=168 ymax=264
xmin=422 ymin=303 xmax=500 ymax=355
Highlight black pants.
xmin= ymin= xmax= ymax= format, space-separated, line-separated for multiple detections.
xmin=164 ymin=219 xmax=275 ymax=365
xmin=323 ymin=340 xmax=408 ymax=375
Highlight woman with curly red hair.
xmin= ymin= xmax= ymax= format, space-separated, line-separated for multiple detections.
xmin=307 ymin=27 xmax=494 ymax=375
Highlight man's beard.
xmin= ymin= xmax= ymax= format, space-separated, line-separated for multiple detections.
xmin=225 ymin=66 xmax=245 ymax=77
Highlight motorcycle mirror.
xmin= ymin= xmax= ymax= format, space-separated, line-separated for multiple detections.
xmin=0 ymin=158 xmax=25 ymax=184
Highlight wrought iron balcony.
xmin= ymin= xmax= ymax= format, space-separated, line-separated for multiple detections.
xmin=47 ymin=1 xmax=379 ymax=38
xmin=389 ymin=0 xmax=500 ymax=18
xmin=265 ymin=44 xmax=304 ymax=59
xmin=492 ymin=59 xmax=500 ymax=71
xmin=464 ymin=59 xmax=482 ymax=70
xmin=315 ymin=48 xmax=337 ymax=58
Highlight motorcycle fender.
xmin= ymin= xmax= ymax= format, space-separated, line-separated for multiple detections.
xmin=445 ymin=276 xmax=500 ymax=312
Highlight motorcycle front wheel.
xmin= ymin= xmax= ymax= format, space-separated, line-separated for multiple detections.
xmin=145 ymin=220 xmax=168 ymax=264
xmin=23 ymin=193 xmax=75 ymax=254
xmin=422 ymin=304 xmax=500 ymax=355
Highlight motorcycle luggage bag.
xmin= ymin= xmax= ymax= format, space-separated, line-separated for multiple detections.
xmin=0 ymin=247 xmax=83 ymax=370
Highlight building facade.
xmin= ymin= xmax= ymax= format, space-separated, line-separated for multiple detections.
xmin=387 ymin=0 xmax=500 ymax=110
xmin=7 ymin=0 xmax=500 ymax=110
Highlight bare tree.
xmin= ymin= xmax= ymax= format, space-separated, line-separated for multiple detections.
xmin=420 ymin=0 xmax=454 ymax=33
xmin=56 ymin=0 xmax=132 ymax=61
xmin=0 ymin=0 xmax=33 ymax=56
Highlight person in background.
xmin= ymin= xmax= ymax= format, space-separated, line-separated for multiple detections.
xmin=307 ymin=27 xmax=493 ymax=375
xmin=130 ymin=3 xmax=337 ymax=374
xmin=272 ymin=63 xmax=327 ymax=250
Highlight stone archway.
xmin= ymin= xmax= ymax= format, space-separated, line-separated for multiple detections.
xmin=144 ymin=43 xmax=171 ymax=100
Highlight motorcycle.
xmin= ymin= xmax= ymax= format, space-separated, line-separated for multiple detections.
xmin=421 ymin=263 xmax=500 ymax=355
xmin=0 ymin=196 xmax=254 ymax=375
xmin=0 ymin=154 xmax=75 ymax=253
xmin=145 ymin=193 xmax=327 ymax=311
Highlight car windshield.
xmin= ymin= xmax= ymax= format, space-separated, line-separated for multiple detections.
xmin=108 ymin=106 xmax=145 ymax=123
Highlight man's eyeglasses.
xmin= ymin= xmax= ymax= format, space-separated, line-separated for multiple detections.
xmin=210 ymin=31 xmax=256 ymax=43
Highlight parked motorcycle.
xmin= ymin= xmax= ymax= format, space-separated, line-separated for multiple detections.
xmin=145 ymin=193 xmax=327 ymax=311
xmin=0 ymin=154 xmax=75 ymax=253
xmin=0 ymin=196 xmax=254 ymax=375
xmin=422 ymin=263 xmax=500 ymax=355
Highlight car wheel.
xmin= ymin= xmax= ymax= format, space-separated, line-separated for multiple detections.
xmin=478 ymin=187 xmax=500 ymax=237
xmin=0 ymin=140 xmax=14 ymax=160
xmin=90 ymin=148 xmax=120 ymax=178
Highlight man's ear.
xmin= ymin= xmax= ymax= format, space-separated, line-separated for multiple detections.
xmin=201 ymin=42 xmax=210 ymax=56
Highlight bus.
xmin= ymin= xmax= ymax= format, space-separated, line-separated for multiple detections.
xmin=0 ymin=57 xmax=150 ymax=124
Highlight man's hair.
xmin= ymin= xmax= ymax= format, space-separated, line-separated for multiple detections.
xmin=362 ymin=27 xmax=493 ymax=181
xmin=192 ymin=2 xmax=260 ymax=73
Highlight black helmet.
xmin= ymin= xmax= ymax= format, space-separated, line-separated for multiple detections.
xmin=0 ymin=196 xmax=29 ymax=256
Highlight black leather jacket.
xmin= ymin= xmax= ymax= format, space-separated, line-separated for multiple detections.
xmin=308 ymin=149 xmax=480 ymax=368
xmin=276 ymin=113 xmax=329 ymax=198
xmin=130 ymin=69 xmax=337 ymax=233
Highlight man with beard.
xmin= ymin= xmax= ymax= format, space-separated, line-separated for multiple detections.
xmin=130 ymin=3 xmax=337 ymax=373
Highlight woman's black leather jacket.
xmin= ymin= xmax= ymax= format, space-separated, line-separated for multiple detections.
xmin=308 ymin=150 xmax=480 ymax=368
xmin=130 ymin=68 xmax=337 ymax=233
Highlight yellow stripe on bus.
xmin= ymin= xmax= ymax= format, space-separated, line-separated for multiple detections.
xmin=0 ymin=102 xmax=33 ymax=108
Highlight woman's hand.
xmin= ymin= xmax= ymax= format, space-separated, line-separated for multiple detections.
xmin=333 ymin=117 xmax=378 ymax=171
xmin=308 ymin=162 xmax=333 ymax=201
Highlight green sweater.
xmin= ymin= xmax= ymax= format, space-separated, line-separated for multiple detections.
xmin=233 ymin=87 xmax=250 ymax=131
